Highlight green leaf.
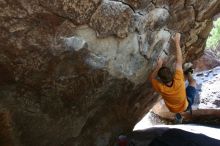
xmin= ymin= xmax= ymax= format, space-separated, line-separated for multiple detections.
xmin=206 ymin=18 xmax=220 ymax=50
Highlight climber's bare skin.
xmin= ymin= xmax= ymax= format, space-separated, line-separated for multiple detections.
xmin=149 ymin=57 xmax=163 ymax=81
xmin=173 ymin=33 xmax=183 ymax=72
xmin=149 ymin=33 xmax=198 ymax=123
xmin=149 ymin=33 xmax=196 ymax=86
xmin=149 ymin=33 xmax=182 ymax=84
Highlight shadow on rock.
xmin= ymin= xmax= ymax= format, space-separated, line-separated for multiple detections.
xmin=119 ymin=127 xmax=220 ymax=146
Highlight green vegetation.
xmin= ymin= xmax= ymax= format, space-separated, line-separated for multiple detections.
xmin=206 ymin=18 xmax=220 ymax=50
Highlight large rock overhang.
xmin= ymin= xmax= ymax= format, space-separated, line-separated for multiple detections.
xmin=0 ymin=0 xmax=220 ymax=145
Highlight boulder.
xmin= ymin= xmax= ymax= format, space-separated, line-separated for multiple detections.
xmin=193 ymin=51 xmax=220 ymax=72
xmin=0 ymin=0 xmax=220 ymax=145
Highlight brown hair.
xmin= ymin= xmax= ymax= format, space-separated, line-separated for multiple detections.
xmin=158 ymin=67 xmax=173 ymax=84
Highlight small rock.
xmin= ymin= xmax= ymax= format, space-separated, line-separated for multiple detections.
xmin=197 ymin=73 xmax=204 ymax=76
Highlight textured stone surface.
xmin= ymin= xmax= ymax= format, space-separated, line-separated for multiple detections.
xmin=0 ymin=0 xmax=220 ymax=146
xmin=193 ymin=50 xmax=220 ymax=72
xmin=90 ymin=1 xmax=134 ymax=38
xmin=39 ymin=0 xmax=102 ymax=25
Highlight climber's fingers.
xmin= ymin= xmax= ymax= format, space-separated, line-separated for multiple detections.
xmin=171 ymin=33 xmax=181 ymax=42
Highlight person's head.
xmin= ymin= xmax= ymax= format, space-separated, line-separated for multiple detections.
xmin=158 ymin=67 xmax=173 ymax=84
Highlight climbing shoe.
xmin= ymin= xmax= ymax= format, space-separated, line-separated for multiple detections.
xmin=175 ymin=113 xmax=183 ymax=124
xmin=183 ymin=62 xmax=194 ymax=75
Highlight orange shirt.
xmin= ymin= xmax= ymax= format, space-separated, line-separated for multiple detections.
xmin=151 ymin=69 xmax=188 ymax=113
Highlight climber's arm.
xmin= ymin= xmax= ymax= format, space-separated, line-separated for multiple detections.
xmin=149 ymin=58 xmax=163 ymax=80
xmin=172 ymin=33 xmax=183 ymax=71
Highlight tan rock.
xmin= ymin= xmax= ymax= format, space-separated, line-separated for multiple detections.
xmin=193 ymin=51 xmax=220 ymax=72
xmin=39 ymin=0 xmax=102 ymax=25
xmin=90 ymin=1 xmax=134 ymax=38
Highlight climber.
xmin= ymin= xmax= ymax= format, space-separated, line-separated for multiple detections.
xmin=149 ymin=33 xmax=197 ymax=123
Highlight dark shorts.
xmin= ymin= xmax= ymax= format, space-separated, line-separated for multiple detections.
xmin=186 ymin=86 xmax=196 ymax=106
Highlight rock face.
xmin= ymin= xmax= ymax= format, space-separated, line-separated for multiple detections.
xmin=193 ymin=50 xmax=220 ymax=72
xmin=0 ymin=0 xmax=220 ymax=146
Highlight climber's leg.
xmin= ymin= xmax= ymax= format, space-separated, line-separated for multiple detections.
xmin=185 ymin=72 xmax=197 ymax=114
